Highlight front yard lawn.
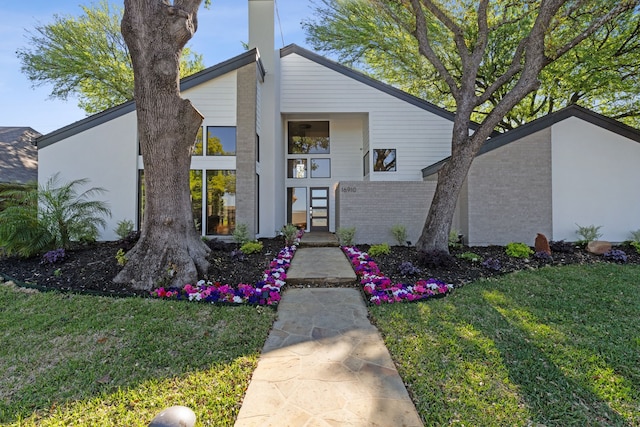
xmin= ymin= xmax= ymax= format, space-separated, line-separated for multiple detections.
xmin=371 ymin=264 xmax=640 ymax=426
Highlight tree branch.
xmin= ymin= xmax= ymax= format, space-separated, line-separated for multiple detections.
xmin=400 ymin=0 xmax=460 ymax=99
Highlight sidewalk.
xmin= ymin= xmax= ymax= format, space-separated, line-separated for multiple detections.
xmin=234 ymin=233 xmax=423 ymax=426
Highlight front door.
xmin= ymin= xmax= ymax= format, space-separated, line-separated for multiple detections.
xmin=310 ymin=187 xmax=329 ymax=232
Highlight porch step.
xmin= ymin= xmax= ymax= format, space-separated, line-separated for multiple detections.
xmin=298 ymin=231 xmax=340 ymax=247
xmin=286 ymin=246 xmax=358 ymax=287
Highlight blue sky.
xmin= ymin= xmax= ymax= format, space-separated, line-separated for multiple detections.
xmin=0 ymin=0 xmax=315 ymax=135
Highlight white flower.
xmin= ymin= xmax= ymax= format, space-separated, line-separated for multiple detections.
xmin=233 ymin=296 xmax=243 ymax=303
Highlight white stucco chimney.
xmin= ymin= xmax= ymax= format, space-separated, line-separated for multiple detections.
xmin=248 ymin=0 xmax=275 ymax=71
xmin=248 ymin=0 xmax=283 ymax=238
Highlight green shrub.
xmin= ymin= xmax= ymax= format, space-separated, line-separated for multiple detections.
xmin=0 ymin=173 xmax=111 ymax=257
xmin=505 ymin=242 xmax=533 ymax=258
xmin=449 ymin=228 xmax=462 ymax=248
xmin=368 ymin=243 xmax=391 ymax=256
xmin=280 ymin=223 xmax=298 ymax=246
xmin=114 ymin=219 xmax=134 ymax=240
xmin=232 ymin=223 xmax=251 ymax=245
xmin=337 ymin=227 xmax=356 ymax=246
xmin=575 ymin=223 xmax=602 ymax=243
xmin=629 ymin=230 xmax=640 ymax=254
xmin=115 ymin=248 xmax=127 ymax=266
xmin=390 ymin=224 xmax=407 ymax=246
xmin=240 ymin=240 xmax=263 ymax=254
xmin=457 ymin=252 xmax=481 ymax=262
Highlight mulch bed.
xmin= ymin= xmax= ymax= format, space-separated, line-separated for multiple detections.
xmin=1 ymin=238 xmax=638 ymax=297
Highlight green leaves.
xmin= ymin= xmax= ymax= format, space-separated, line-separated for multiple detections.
xmin=304 ymin=0 xmax=640 ymax=129
xmin=17 ymin=0 xmax=206 ymax=115
xmin=0 ymin=173 xmax=111 ymax=257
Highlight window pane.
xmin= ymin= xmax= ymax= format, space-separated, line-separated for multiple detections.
xmin=311 ymin=188 xmax=328 ymax=198
xmin=363 ymin=151 xmax=370 ymax=176
xmin=138 ymin=170 xmax=145 ymax=228
xmin=190 ymin=170 xmax=203 ymax=232
xmin=207 ymin=126 xmax=236 ymax=156
xmin=310 ymin=158 xmax=330 ymax=178
xmin=192 ymin=126 xmax=203 ymax=156
xmin=288 ymin=121 xmax=330 ymax=154
xmin=287 ymin=159 xmax=307 ymax=178
xmin=206 ymin=170 xmax=236 ymax=235
xmin=373 ymin=149 xmax=396 ymax=171
xmin=287 ymin=187 xmax=307 ymax=229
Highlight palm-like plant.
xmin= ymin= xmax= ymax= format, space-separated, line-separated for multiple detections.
xmin=0 ymin=173 xmax=111 ymax=257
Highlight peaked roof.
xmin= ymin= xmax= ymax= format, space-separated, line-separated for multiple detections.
xmin=37 ymin=49 xmax=264 ymax=149
xmin=0 ymin=127 xmax=40 ymax=183
xmin=280 ymin=45 xmax=461 ymax=123
xmin=422 ymin=104 xmax=640 ymax=178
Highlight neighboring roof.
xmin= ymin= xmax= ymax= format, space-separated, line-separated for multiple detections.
xmin=37 ymin=49 xmax=264 ymax=149
xmin=0 ymin=127 xmax=40 ymax=183
xmin=280 ymin=44 xmax=461 ymax=124
xmin=422 ymin=104 xmax=640 ymax=178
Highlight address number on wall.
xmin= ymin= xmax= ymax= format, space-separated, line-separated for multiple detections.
xmin=341 ymin=186 xmax=357 ymax=193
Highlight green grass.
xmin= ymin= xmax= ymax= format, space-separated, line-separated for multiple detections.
xmin=0 ymin=283 xmax=277 ymax=426
xmin=370 ymin=264 xmax=640 ymax=426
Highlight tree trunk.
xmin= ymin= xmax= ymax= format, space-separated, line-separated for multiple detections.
xmin=114 ymin=0 xmax=209 ymax=291
xmin=416 ymin=115 xmax=484 ymax=254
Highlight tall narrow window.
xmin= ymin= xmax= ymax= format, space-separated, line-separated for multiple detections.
xmin=207 ymin=126 xmax=236 ymax=156
xmin=206 ymin=170 xmax=236 ymax=235
xmin=189 ymin=170 xmax=203 ymax=232
xmin=287 ymin=187 xmax=307 ymax=229
xmin=192 ymin=126 xmax=203 ymax=156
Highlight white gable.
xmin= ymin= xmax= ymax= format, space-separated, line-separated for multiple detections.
xmin=280 ymin=53 xmax=453 ymax=181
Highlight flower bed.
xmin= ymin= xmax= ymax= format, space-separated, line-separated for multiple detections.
xmin=342 ymin=246 xmax=453 ymax=305
xmin=151 ymin=232 xmax=302 ymax=305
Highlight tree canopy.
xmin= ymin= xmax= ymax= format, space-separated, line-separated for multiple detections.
xmin=17 ymin=0 xmax=205 ymax=114
xmin=304 ymin=0 xmax=640 ymax=130
xmin=304 ymin=0 xmax=639 ymax=254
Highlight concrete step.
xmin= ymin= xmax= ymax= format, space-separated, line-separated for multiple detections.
xmin=286 ymin=247 xmax=357 ymax=287
xmin=298 ymin=232 xmax=340 ymax=248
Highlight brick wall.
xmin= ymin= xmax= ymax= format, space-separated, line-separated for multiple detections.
xmin=235 ymin=64 xmax=258 ymax=237
xmin=336 ymin=181 xmax=437 ymax=245
xmin=465 ymin=128 xmax=553 ymax=246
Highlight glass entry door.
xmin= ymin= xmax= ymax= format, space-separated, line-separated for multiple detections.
xmin=310 ymin=187 xmax=329 ymax=232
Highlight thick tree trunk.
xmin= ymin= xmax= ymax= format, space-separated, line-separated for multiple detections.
xmin=114 ymin=0 xmax=209 ymax=290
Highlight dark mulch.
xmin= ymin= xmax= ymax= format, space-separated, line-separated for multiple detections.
xmin=369 ymin=242 xmax=640 ymax=287
xmin=0 ymin=237 xmax=285 ymax=297
xmin=1 ymin=237 xmax=638 ymax=297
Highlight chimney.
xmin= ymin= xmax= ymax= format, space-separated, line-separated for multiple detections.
xmin=248 ymin=0 xmax=275 ymax=71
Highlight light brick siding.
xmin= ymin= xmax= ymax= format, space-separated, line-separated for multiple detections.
xmin=235 ymin=64 xmax=258 ymax=236
xmin=464 ymin=128 xmax=553 ymax=246
xmin=336 ymin=181 xmax=437 ymax=245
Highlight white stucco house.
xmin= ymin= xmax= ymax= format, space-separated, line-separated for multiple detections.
xmin=36 ymin=0 xmax=640 ymax=246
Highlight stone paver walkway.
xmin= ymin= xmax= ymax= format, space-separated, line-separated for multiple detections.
xmin=235 ymin=288 xmax=423 ymax=427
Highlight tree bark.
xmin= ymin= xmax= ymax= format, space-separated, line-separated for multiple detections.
xmin=114 ymin=0 xmax=210 ymax=290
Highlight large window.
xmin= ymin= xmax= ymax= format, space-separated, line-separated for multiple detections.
xmin=138 ymin=169 xmax=236 ymax=236
xmin=206 ymin=170 xmax=236 ymax=235
xmin=288 ymin=121 xmax=329 ymax=154
xmin=207 ymin=126 xmax=236 ymax=156
xmin=287 ymin=121 xmax=331 ymax=179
